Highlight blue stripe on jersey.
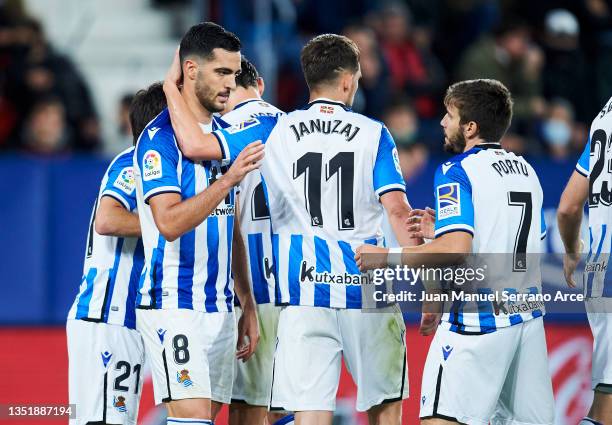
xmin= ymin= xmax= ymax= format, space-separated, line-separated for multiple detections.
xmin=136 ymin=268 xmax=145 ymax=307
xmin=204 ymin=215 xmax=220 ymax=312
xmin=337 ymin=241 xmax=361 ymax=308
xmin=224 ymin=208 xmax=234 ymax=311
xmin=338 ymin=241 xmax=359 ymax=274
xmin=587 ymin=227 xmax=594 ymax=262
xmin=314 ymin=284 xmax=331 ymax=307
xmin=124 ymin=240 xmax=144 ymax=328
xmin=528 ymin=286 xmax=543 ymax=318
xmin=203 ymin=166 xmax=219 ymax=312
xmin=364 ymin=238 xmax=377 ymax=245
xmin=248 ymin=234 xmax=271 ymax=304
xmin=178 ymin=161 xmax=196 ymax=309
xmin=476 ymin=288 xmax=495 ymax=330
xmin=288 ymin=235 xmax=303 ymax=305
xmin=76 ymin=268 xmax=97 ymax=318
xmin=272 ymin=234 xmax=281 ymax=303
xmin=504 ymin=288 xmax=524 ymax=326
xmin=314 ymin=236 xmax=331 ymax=273
xmin=102 ymin=239 xmax=124 ymax=321
xmin=587 ymin=224 xmax=607 ymax=298
xmin=448 ymin=299 xmax=465 ymax=333
xmin=153 ymin=236 xmax=166 ymax=308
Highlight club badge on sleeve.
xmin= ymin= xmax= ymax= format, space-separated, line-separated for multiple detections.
xmin=437 ymin=183 xmax=461 ymax=219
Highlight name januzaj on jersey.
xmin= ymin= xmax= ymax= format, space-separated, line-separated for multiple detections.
xmin=290 ymin=119 xmax=361 ymax=142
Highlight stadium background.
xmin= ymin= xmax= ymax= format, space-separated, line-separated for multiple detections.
xmin=0 ymin=0 xmax=608 ymax=423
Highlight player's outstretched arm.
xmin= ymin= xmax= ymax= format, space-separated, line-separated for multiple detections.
xmin=355 ymin=231 xmax=472 ymax=272
xmin=149 ymin=143 xmax=264 ymax=241
xmin=163 ymin=49 xmax=223 ymax=161
xmin=231 ymin=199 xmax=260 ymax=362
xmin=557 ymin=170 xmax=588 ymax=287
xmin=380 ymin=191 xmax=423 ymax=246
xmin=95 ymin=196 xmax=141 ymax=237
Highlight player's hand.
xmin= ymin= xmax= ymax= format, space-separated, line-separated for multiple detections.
xmin=419 ymin=290 xmax=442 ymax=335
xmin=165 ymin=47 xmax=182 ymax=86
xmin=223 ymin=141 xmax=265 ymax=186
xmin=563 ymin=240 xmax=583 ymax=288
xmin=407 ymin=207 xmax=435 ymax=240
xmin=355 ymin=244 xmax=389 ymax=272
xmin=236 ymin=304 xmax=260 ymax=362
xmin=419 ymin=312 xmax=441 ymax=336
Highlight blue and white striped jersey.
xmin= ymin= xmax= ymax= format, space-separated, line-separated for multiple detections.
xmin=576 ymin=95 xmax=612 ymax=299
xmin=68 ymin=147 xmax=144 ymax=329
xmin=222 ymin=98 xmax=284 ymax=304
xmin=433 ymin=144 xmax=546 ymax=333
xmin=213 ymin=99 xmax=406 ymax=309
xmin=134 ymin=109 xmax=237 ymax=312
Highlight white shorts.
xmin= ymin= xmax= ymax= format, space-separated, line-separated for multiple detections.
xmin=420 ymin=317 xmax=554 ymax=425
xmin=271 ymin=305 xmax=408 ymax=412
xmin=232 ymin=303 xmax=280 ymax=406
xmin=136 ymin=308 xmax=236 ymax=405
xmin=586 ymin=298 xmax=612 ymax=390
xmin=67 ymin=319 xmax=145 ymax=425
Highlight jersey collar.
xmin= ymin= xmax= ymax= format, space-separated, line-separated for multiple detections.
xmin=475 ymin=142 xmax=502 ymax=150
xmin=304 ymin=98 xmax=351 ymax=111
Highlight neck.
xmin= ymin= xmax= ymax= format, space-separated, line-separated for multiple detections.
xmin=463 ymin=137 xmax=487 ymax=152
xmin=182 ymin=84 xmax=213 ymax=124
xmin=233 ymin=87 xmax=261 ymax=105
xmin=309 ymin=88 xmax=346 ymax=105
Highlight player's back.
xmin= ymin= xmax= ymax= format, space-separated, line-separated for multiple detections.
xmin=580 ymin=95 xmax=612 ymax=298
xmin=68 ymin=147 xmax=144 ymax=329
xmin=261 ymin=100 xmax=405 ymax=308
xmin=434 ymin=144 xmax=546 ymax=332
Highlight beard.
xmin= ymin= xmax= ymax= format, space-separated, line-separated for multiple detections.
xmin=443 ymin=130 xmax=466 ymax=154
xmin=194 ymin=73 xmax=226 ymax=113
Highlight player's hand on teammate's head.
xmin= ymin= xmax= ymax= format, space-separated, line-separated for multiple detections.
xmin=224 ymin=141 xmax=265 ymax=186
xmin=236 ymin=305 xmax=260 ymax=362
xmin=355 ymin=244 xmax=389 ymax=272
xmin=406 ymin=207 xmax=435 ymax=240
xmin=165 ymin=47 xmax=183 ymax=86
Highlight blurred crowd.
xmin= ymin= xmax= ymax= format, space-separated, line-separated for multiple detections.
xmin=2 ymin=0 xmax=612 ymax=181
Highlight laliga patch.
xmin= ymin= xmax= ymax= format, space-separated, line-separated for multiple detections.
xmin=437 ymin=183 xmax=461 ymax=219
xmin=226 ymin=117 xmax=260 ymax=134
xmin=142 ymin=150 xmax=162 ymax=181
xmin=113 ymin=167 xmax=135 ymax=194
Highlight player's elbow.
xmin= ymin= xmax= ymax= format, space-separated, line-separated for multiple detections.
xmin=557 ymin=202 xmax=581 ymax=222
xmin=95 ymin=213 xmax=117 ymax=236
xmin=155 ymin=218 xmax=180 ymax=242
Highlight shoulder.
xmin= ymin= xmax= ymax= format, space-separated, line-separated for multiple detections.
xmin=109 ymin=146 xmax=136 ymax=170
xmin=435 ymin=150 xmax=482 ymax=185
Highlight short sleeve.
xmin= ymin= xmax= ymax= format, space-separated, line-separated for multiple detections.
xmin=136 ymin=126 xmax=181 ymax=204
xmin=433 ymin=162 xmax=475 ymax=238
xmin=212 ymin=115 xmax=279 ymax=165
xmin=373 ymin=126 xmax=406 ymax=198
xmin=101 ymin=152 xmax=137 ymax=211
xmin=576 ymin=137 xmax=590 ymax=177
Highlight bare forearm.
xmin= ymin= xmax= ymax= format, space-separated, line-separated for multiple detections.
xmin=153 ymin=177 xmax=234 ymax=241
xmin=388 ymin=207 xmax=422 ymax=246
xmin=232 ymin=220 xmax=256 ymax=310
xmin=399 ymin=232 xmax=471 ymax=267
xmin=95 ymin=199 xmax=141 ymax=237
xmin=558 ymin=209 xmax=583 ymax=253
xmin=163 ymin=81 xmax=221 ymax=160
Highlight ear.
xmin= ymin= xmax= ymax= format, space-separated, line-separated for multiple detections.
xmin=341 ymin=72 xmax=353 ymax=93
xmin=183 ymin=58 xmax=199 ymax=81
xmin=463 ymin=121 xmax=479 ymax=139
xmin=257 ymin=77 xmax=265 ymax=97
